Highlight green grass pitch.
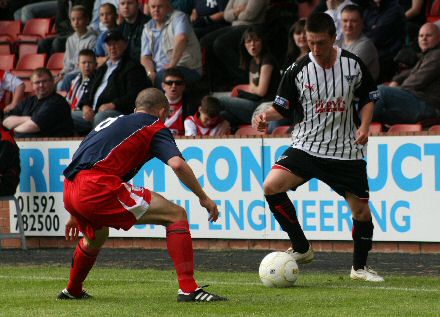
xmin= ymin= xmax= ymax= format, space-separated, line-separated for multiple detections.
xmin=1 ymin=266 xmax=440 ymax=317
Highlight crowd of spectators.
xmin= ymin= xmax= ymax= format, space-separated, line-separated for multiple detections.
xmin=1 ymin=0 xmax=440 ymax=139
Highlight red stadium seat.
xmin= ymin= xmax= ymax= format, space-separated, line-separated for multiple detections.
xmin=0 ymin=43 xmax=11 ymax=54
xmin=428 ymin=125 xmax=440 ymax=132
xmin=0 ymin=20 xmax=22 ymax=43
xmin=271 ymin=125 xmax=291 ymax=136
xmin=369 ymin=122 xmax=383 ymax=134
xmin=17 ymin=18 xmax=52 ymax=43
xmin=231 ymin=84 xmax=251 ymax=97
xmin=387 ymin=124 xmax=423 ymax=133
xmin=46 ymin=52 xmax=65 ymax=75
xmin=0 ymin=54 xmax=15 ymax=71
xmin=22 ymin=79 xmax=35 ymax=96
xmin=17 ymin=43 xmax=38 ymax=60
xmin=235 ymin=125 xmax=267 ymax=136
xmin=11 ymin=53 xmax=46 ymax=79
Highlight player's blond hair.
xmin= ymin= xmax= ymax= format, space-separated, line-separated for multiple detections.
xmin=135 ymin=88 xmax=169 ymax=113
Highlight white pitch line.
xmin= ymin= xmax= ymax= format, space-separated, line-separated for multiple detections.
xmin=1 ymin=275 xmax=440 ymax=293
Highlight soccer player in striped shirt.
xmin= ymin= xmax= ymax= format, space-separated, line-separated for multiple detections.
xmin=253 ymin=12 xmax=384 ymax=282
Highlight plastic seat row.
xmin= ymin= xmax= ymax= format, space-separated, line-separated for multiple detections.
xmin=0 ymin=52 xmax=64 ymax=77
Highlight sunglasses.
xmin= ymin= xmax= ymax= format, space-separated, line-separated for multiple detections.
xmin=163 ymin=80 xmax=184 ymax=86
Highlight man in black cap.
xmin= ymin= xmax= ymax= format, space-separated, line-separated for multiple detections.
xmin=72 ymin=30 xmax=152 ymax=135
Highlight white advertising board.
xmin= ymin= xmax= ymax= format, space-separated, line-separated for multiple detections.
xmin=11 ymin=135 xmax=440 ymax=241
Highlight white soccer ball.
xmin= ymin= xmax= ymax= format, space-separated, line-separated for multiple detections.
xmin=258 ymin=251 xmax=299 ymax=288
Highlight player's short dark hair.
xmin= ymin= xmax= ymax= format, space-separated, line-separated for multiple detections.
xmin=306 ymin=12 xmax=336 ymax=36
xmin=100 ymin=2 xmax=117 ymax=15
xmin=162 ymin=68 xmax=185 ymax=82
xmin=135 ymin=88 xmax=169 ymax=112
xmin=200 ymin=96 xmax=222 ymax=118
xmin=78 ymin=49 xmax=96 ymax=60
xmin=341 ymin=4 xmax=364 ymax=18
xmin=31 ymin=67 xmax=53 ymax=81
xmin=70 ymin=5 xmax=90 ymax=20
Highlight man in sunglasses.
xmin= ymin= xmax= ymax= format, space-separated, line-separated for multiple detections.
xmin=161 ymin=67 xmax=190 ymax=135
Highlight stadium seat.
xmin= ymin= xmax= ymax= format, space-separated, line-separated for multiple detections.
xmin=235 ymin=125 xmax=267 ymax=136
xmin=46 ymin=52 xmax=65 ymax=75
xmin=22 ymin=79 xmax=34 ymax=96
xmin=428 ymin=125 xmax=440 ymax=132
xmin=0 ymin=20 xmax=22 ymax=43
xmin=271 ymin=125 xmax=291 ymax=136
xmin=231 ymin=84 xmax=251 ymax=97
xmin=11 ymin=53 xmax=46 ymax=79
xmin=0 ymin=43 xmax=11 ymax=54
xmin=0 ymin=54 xmax=15 ymax=71
xmin=426 ymin=0 xmax=440 ymax=22
xmin=297 ymin=0 xmax=320 ymax=18
xmin=17 ymin=43 xmax=38 ymax=60
xmin=369 ymin=122 xmax=383 ymax=134
xmin=17 ymin=18 xmax=52 ymax=43
xmin=387 ymin=123 xmax=423 ymax=133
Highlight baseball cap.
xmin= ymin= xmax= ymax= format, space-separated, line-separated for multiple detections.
xmin=104 ymin=30 xmax=126 ymax=43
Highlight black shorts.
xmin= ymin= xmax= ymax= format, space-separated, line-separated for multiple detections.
xmin=274 ymin=148 xmax=369 ymax=199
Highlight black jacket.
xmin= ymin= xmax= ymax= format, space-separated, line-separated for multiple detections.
xmin=80 ymin=53 xmax=152 ymax=114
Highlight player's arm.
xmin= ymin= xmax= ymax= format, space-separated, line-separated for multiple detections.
xmin=167 ymin=156 xmax=219 ymax=222
xmin=355 ymin=101 xmax=374 ymax=145
xmin=252 ymin=105 xmax=284 ymax=131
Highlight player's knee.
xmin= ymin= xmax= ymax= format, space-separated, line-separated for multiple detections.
xmin=263 ymin=180 xmax=283 ymax=196
xmin=85 ymin=227 xmax=109 ymax=249
xmin=170 ymin=204 xmax=187 ymax=222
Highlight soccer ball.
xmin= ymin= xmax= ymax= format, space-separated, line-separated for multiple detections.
xmin=258 ymin=251 xmax=299 ymax=288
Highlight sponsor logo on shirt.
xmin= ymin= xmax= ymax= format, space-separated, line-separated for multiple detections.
xmin=344 ymin=74 xmax=359 ymax=84
xmin=274 ymin=96 xmax=290 ymax=109
xmin=315 ymin=97 xmax=346 ymax=113
xmin=304 ymin=83 xmax=315 ymax=92
xmin=369 ymin=90 xmax=380 ymax=101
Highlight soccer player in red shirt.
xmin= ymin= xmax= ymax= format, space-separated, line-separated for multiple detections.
xmin=58 ymin=87 xmax=227 ymax=302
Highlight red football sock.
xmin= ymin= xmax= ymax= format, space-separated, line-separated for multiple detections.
xmin=67 ymin=238 xmax=100 ymax=296
xmin=166 ymin=220 xmax=198 ymax=293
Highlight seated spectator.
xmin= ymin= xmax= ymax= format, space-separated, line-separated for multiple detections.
xmin=66 ymin=49 xmax=97 ymax=111
xmin=141 ymin=0 xmax=202 ymax=87
xmin=0 ymin=70 xmax=25 ymax=114
xmin=364 ymin=0 xmax=406 ymax=82
xmin=184 ymin=95 xmax=230 ymax=136
xmin=337 ymin=4 xmax=379 ymax=82
xmin=38 ymin=0 xmax=95 ymax=56
xmin=219 ymin=26 xmax=280 ymax=130
xmin=2 ymin=68 xmax=74 ymax=138
xmin=325 ymin=0 xmax=353 ymax=41
xmin=190 ymin=0 xmax=229 ymax=39
xmin=73 ymin=31 xmax=152 ymax=135
xmin=117 ymin=0 xmax=150 ymax=64
xmin=0 ymin=125 xmax=20 ymax=196
xmin=95 ymin=3 xmax=118 ymax=65
xmin=161 ymin=68 xmax=193 ymax=135
xmin=90 ymin=0 xmax=119 ymax=32
xmin=14 ymin=1 xmax=57 ymax=23
xmin=373 ymin=23 xmax=440 ymax=125
xmin=201 ymin=0 xmax=269 ymax=90
xmin=57 ymin=5 xmax=98 ymax=92
xmin=282 ymin=18 xmax=309 ymax=72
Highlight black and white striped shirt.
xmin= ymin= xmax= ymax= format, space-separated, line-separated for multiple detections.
xmin=273 ymin=47 xmax=378 ymax=160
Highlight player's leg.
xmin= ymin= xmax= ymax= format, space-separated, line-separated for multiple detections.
xmin=264 ymin=167 xmax=313 ymax=263
xmin=137 ymin=192 xmax=226 ymax=301
xmin=346 ymin=193 xmax=384 ymax=282
xmin=59 ymin=227 xmax=109 ymax=299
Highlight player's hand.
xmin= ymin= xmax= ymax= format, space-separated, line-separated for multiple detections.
xmin=354 ymin=126 xmax=369 ymax=145
xmin=252 ymin=112 xmax=268 ymax=132
xmin=65 ymin=216 xmax=80 ymax=241
xmin=199 ymin=196 xmax=219 ymax=222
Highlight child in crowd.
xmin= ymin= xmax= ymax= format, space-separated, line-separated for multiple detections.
xmin=66 ymin=49 xmax=97 ymax=111
xmin=161 ymin=68 xmax=189 ymax=136
xmin=184 ymin=95 xmax=230 ymax=136
xmin=0 ymin=70 xmax=25 ymax=114
xmin=94 ymin=3 xmax=118 ymax=65
xmin=57 ymin=5 xmax=98 ymax=91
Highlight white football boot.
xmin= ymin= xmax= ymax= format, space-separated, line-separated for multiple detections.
xmin=350 ymin=266 xmax=385 ymax=282
xmin=285 ymin=245 xmax=314 ymax=264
